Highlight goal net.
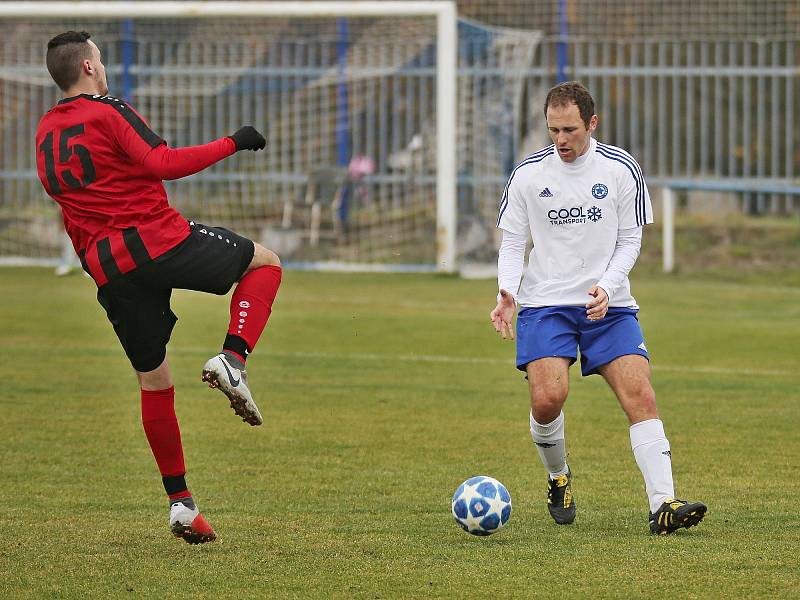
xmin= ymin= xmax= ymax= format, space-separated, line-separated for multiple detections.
xmin=0 ymin=2 xmax=537 ymax=272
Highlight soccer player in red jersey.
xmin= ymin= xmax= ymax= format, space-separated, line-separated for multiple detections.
xmin=36 ymin=31 xmax=283 ymax=544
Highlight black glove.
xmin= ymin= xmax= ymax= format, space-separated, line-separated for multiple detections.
xmin=229 ymin=126 xmax=266 ymax=152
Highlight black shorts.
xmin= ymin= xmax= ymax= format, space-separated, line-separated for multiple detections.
xmin=96 ymin=221 xmax=255 ymax=372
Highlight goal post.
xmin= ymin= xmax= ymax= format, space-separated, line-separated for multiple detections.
xmin=0 ymin=1 xmax=458 ymax=272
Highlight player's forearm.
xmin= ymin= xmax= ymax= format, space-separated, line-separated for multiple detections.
xmin=596 ymin=227 xmax=642 ymax=298
xmin=141 ymin=137 xmax=236 ymax=180
xmin=497 ymin=229 xmax=527 ymax=302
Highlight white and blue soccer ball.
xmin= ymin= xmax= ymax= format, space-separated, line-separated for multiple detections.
xmin=451 ymin=475 xmax=512 ymax=536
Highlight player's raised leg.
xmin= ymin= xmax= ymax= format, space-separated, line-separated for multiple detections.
xmin=527 ymin=357 xmax=576 ymax=525
xmin=138 ymin=359 xmax=216 ymax=544
xmin=202 ymin=242 xmax=282 ymax=426
xmin=600 ymin=354 xmax=706 ymax=534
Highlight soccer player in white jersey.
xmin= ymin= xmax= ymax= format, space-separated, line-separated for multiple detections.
xmin=490 ymin=82 xmax=706 ymax=534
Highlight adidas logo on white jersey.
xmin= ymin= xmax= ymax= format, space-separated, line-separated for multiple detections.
xmin=539 ymin=187 xmax=554 ymax=198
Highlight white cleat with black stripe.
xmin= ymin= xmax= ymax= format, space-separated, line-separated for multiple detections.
xmin=201 ymin=353 xmax=263 ymax=426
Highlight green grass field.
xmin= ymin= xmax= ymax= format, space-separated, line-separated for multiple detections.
xmin=1 ymin=268 xmax=799 ymax=599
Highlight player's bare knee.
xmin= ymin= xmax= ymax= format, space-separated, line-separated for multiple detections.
xmin=262 ymin=246 xmax=281 ymax=267
xmin=137 ymin=358 xmax=173 ymax=390
xmin=640 ymin=387 xmax=658 ymax=415
xmin=530 ymin=387 xmax=567 ymax=423
xmin=633 ymin=380 xmax=656 ymax=408
xmin=249 ymin=243 xmax=281 ymax=269
xmin=623 ymin=387 xmax=658 ymax=422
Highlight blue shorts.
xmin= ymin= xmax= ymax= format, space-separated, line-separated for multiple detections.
xmin=515 ymin=306 xmax=649 ymax=376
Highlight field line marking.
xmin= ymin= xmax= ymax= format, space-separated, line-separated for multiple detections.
xmin=257 ymin=350 xmax=796 ymax=378
xmin=36 ymin=344 xmax=796 ymax=378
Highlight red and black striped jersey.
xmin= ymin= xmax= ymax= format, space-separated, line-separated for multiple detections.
xmin=35 ymin=94 xmax=236 ymax=286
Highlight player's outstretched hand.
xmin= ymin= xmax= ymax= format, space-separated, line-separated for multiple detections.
xmin=490 ymin=289 xmax=516 ymax=340
xmin=230 ymin=126 xmax=267 ymax=151
xmin=586 ymin=285 xmax=609 ymax=321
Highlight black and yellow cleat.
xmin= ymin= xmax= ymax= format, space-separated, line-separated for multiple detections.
xmin=649 ymin=498 xmax=707 ymax=535
xmin=547 ymin=470 xmax=576 ymax=524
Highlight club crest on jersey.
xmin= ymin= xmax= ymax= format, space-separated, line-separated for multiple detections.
xmin=591 ymin=183 xmax=608 ymax=199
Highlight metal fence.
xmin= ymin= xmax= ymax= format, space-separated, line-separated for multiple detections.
xmin=0 ymin=15 xmax=798 ymax=267
xmin=459 ymin=0 xmax=800 ymax=38
xmin=516 ymin=37 xmax=800 ymax=214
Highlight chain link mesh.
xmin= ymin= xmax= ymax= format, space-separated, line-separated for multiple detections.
xmin=460 ymin=0 xmax=800 ymax=38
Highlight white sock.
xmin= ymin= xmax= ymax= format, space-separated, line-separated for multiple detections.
xmin=530 ymin=411 xmax=569 ymax=479
xmin=630 ymin=419 xmax=675 ymax=513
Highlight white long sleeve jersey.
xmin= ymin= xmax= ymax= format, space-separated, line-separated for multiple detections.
xmin=496 ymin=137 xmax=653 ymax=308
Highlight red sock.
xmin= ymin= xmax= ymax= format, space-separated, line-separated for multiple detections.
xmin=226 ymin=265 xmax=282 ymax=355
xmin=141 ymin=387 xmax=186 ymax=488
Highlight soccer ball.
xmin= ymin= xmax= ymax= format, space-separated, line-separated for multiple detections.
xmin=451 ymin=475 xmax=512 ymax=536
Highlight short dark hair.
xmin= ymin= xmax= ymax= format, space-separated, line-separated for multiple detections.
xmin=544 ymin=81 xmax=596 ymax=128
xmin=46 ymin=31 xmax=93 ymax=91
